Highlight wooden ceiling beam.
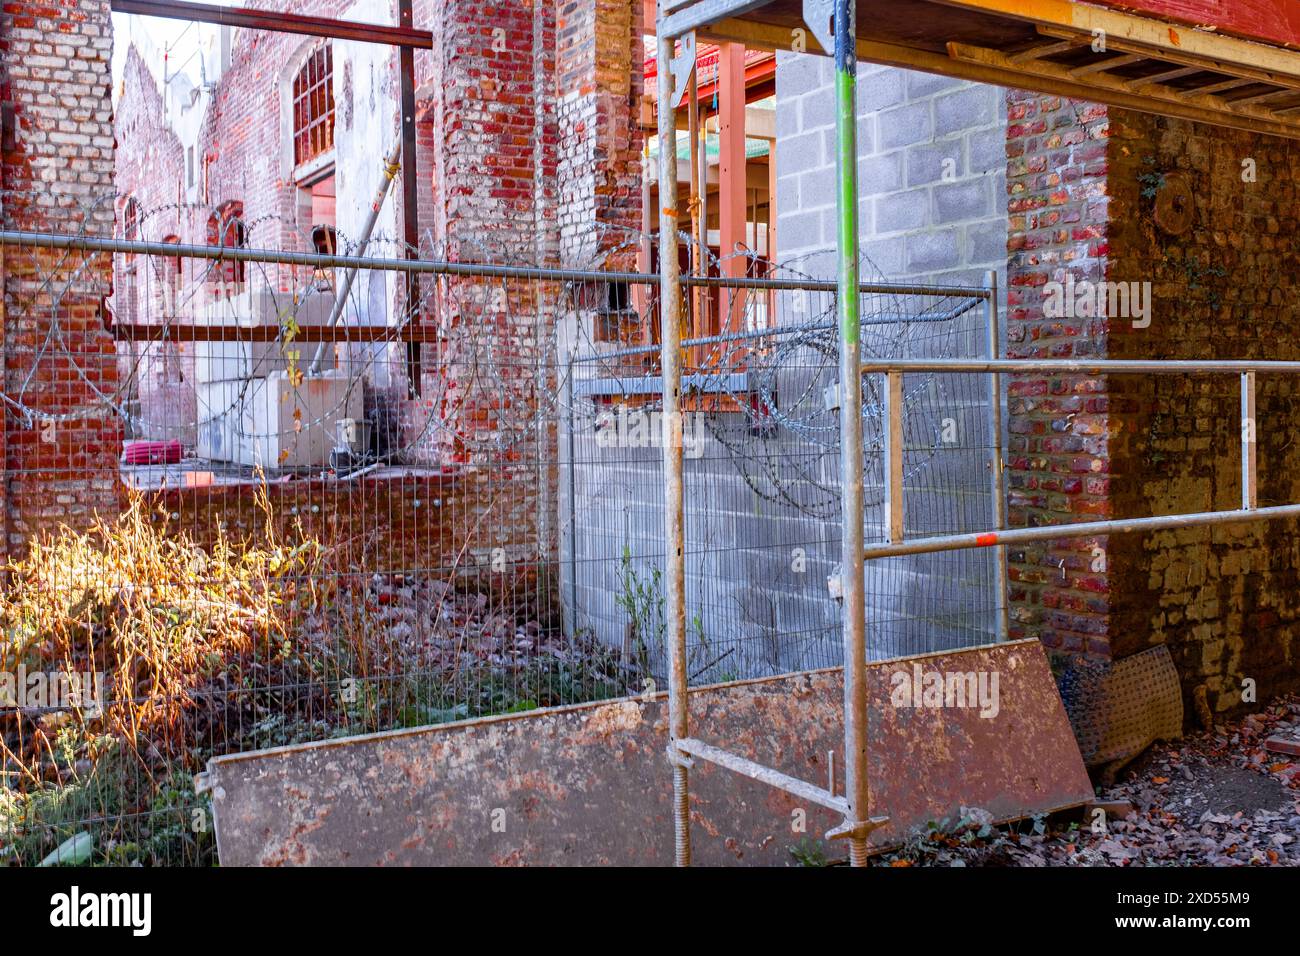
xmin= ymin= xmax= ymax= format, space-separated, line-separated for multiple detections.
xmin=692 ymin=17 xmax=1300 ymax=140
xmin=1036 ymin=25 xmax=1300 ymax=92
xmin=1070 ymin=53 xmax=1142 ymax=77
xmin=1185 ymin=77 xmax=1257 ymax=97
xmin=1008 ymin=39 xmax=1079 ymax=64
xmin=1126 ymin=65 xmax=1203 ymax=90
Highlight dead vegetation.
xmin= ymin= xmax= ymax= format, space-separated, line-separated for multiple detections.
xmin=0 ymin=489 xmax=634 ymax=866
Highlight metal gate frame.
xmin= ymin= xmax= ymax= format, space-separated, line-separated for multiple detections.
xmin=654 ymin=0 xmax=1300 ymax=867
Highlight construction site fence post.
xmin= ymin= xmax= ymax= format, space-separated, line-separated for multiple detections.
xmin=1241 ymin=369 xmax=1257 ymax=511
xmin=985 ymin=268 xmax=1009 ymax=641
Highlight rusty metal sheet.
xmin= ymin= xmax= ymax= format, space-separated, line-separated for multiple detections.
xmin=206 ymin=639 xmax=1091 ymax=865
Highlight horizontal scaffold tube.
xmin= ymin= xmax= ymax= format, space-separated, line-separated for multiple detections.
xmin=0 ymin=230 xmax=989 ymax=299
xmin=861 ymin=358 xmax=1300 ymax=374
xmin=864 ymin=505 xmax=1300 ymax=560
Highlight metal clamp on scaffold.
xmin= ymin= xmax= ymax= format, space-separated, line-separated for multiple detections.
xmin=666 ymin=743 xmax=695 ymax=770
xmin=826 ymin=815 xmax=891 ymax=842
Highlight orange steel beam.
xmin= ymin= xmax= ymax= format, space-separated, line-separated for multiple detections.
xmin=717 ymin=42 xmax=747 ymax=346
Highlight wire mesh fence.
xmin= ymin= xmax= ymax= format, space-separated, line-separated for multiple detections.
xmin=0 ymin=202 xmax=997 ymax=865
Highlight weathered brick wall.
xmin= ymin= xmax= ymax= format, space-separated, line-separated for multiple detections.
xmin=112 ymin=46 xmax=193 ymax=443
xmin=1004 ymin=94 xmax=1300 ymax=713
xmin=1002 ymin=92 xmax=1112 ymax=656
xmin=555 ymin=0 xmax=643 ymax=267
xmin=0 ymin=0 xmax=121 ymax=554
xmin=396 ymin=0 xmax=563 ymax=584
xmin=1106 ymin=111 xmax=1300 ymax=713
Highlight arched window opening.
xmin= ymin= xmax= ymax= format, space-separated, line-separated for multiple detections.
xmin=206 ymin=201 xmax=247 ymax=293
xmin=293 ymin=43 xmax=334 ymax=167
xmin=123 ymin=197 xmax=141 ymax=242
xmin=118 ymin=197 xmax=143 ymax=327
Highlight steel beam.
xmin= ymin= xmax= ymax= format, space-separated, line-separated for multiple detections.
xmin=110 ymin=0 xmax=434 ymax=48
xmin=717 ymin=42 xmax=748 ymax=339
xmin=883 ymin=370 xmax=904 ymax=544
xmin=859 ymin=358 xmax=1300 ymax=374
xmin=674 ymin=737 xmax=848 ymax=813
xmin=659 ymin=0 xmax=771 ymax=39
xmin=398 ymin=0 xmax=422 ymax=396
xmin=111 ymin=324 xmax=437 ymax=343
xmin=0 ymin=231 xmax=987 ymax=297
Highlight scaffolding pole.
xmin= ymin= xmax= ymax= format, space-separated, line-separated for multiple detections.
xmin=985 ymin=268 xmax=1010 ymax=641
xmin=657 ymin=23 xmax=692 ymax=868
xmin=830 ymin=0 xmax=873 ymax=868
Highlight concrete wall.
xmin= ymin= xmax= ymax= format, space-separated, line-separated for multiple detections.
xmin=556 ymin=54 xmax=1013 ymax=674
xmin=773 ymin=55 xmax=1007 ymax=287
xmin=563 ymin=55 xmax=1014 ymax=677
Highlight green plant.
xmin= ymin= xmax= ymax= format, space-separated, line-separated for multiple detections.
xmin=615 ymin=545 xmax=665 ymax=672
xmin=788 ymin=838 xmax=829 ymax=867
xmin=1181 ymin=258 xmax=1228 ymax=311
xmin=1137 ymin=156 xmax=1166 ymax=199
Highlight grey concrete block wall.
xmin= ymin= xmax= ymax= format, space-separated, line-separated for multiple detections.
xmin=770 ymin=53 xmax=1012 ymax=657
xmin=558 ymin=58 xmax=1012 ymax=678
xmin=774 ymin=53 xmax=1008 ymax=291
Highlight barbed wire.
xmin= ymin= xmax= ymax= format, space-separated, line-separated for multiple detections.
xmin=1 ymin=192 xmax=988 ymax=512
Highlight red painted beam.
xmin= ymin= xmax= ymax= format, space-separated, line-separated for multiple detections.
xmin=717 ymin=43 xmax=748 ymax=338
xmin=1095 ymin=1 xmax=1300 ymax=49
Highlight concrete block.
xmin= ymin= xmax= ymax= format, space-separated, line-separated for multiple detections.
xmin=907 ymin=140 xmax=964 ymax=187
xmin=905 ymin=230 xmax=959 ymax=272
xmin=935 ymin=85 xmax=999 ymax=136
xmin=876 ymin=187 xmax=928 ymax=233
xmin=878 ymin=101 xmax=933 ymax=150
xmin=935 ymin=177 xmax=992 ymax=223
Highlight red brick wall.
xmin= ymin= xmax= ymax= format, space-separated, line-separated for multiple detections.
xmin=1003 ymin=91 xmax=1113 ymax=658
xmin=112 ymin=47 xmax=194 ymax=443
xmin=1004 ymin=91 xmax=1300 ymax=714
xmin=1 ymin=0 xmax=121 ymax=554
xmin=398 ymin=0 xmax=566 ymax=575
xmin=9 ymin=0 xmax=647 ymax=591
xmin=555 ymin=0 xmax=644 ymax=266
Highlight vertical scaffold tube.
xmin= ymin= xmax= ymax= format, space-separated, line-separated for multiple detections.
xmin=833 ymin=0 xmax=869 ymax=868
xmin=986 ymin=269 xmax=1010 ymax=642
xmin=657 ymin=26 xmax=690 ymax=868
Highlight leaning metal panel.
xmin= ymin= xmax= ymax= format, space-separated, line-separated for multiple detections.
xmin=205 ymin=639 xmax=1090 ymax=865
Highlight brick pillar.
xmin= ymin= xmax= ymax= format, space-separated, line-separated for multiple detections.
xmin=1003 ymin=91 xmax=1114 ymax=658
xmin=0 ymin=0 xmax=121 ymax=554
xmin=555 ymin=0 xmax=644 ymax=268
xmin=402 ymin=0 xmax=562 ymax=579
xmin=1005 ymin=91 xmax=1300 ymax=714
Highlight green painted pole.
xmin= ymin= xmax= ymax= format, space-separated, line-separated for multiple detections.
xmin=833 ymin=0 xmax=870 ymax=868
